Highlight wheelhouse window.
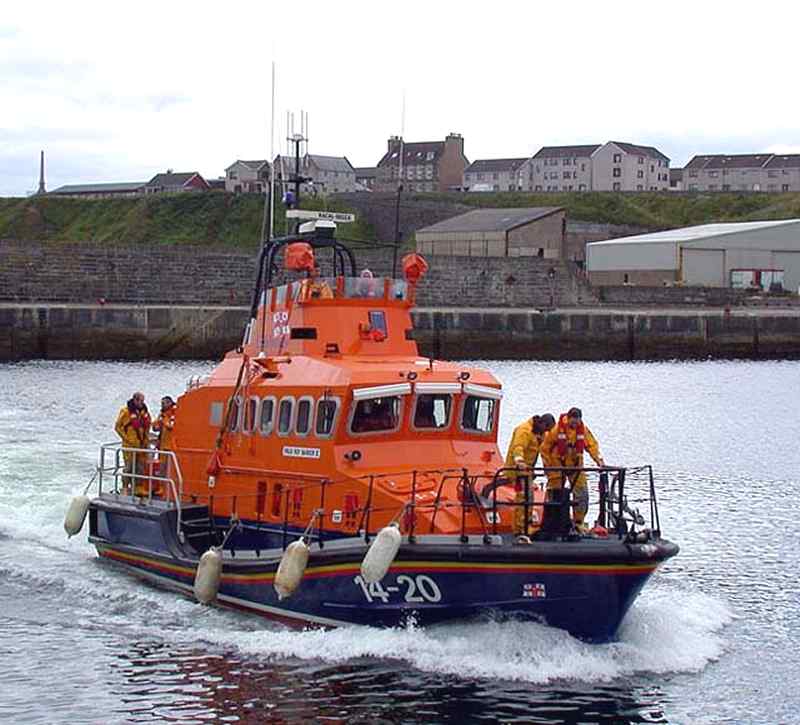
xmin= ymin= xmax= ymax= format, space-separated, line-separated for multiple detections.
xmin=461 ymin=396 xmax=496 ymax=434
xmin=413 ymin=394 xmax=452 ymax=429
xmin=209 ymin=401 xmax=223 ymax=426
xmin=350 ymin=396 xmax=402 ymax=434
xmin=259 ymin=397 xmax=275 ymax=435
xmin=227 ymin=397 xmax=242 ymax=432
xmin=295 ymin=398 xmax=312 ymax=436
xmin=277 ymin=398 xmax=294 ymax=436
xmin=243 ymin=397 xmax=258 ymax=433
xmin=316 ymin=398 xmax=339 ymax=437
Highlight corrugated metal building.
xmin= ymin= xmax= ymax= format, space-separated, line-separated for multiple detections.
xmin=416 ymin=207 xmax=566 ymax=257
xmin=586 ymin=220 xmax=800 ymax=291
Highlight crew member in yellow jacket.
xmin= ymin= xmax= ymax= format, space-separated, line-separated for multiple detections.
xmin=540 ymin=407 xmax=605 ymax=528
xmin=114 ymin=392 xmax=152 ymax=494
xmin=152 ymin=396 xmax=177 ymax=487
xmin=504 ymin=413 xmax=555 ymax=534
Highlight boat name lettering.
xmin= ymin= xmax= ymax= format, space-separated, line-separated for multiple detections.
xmin=353 ymin=574 xmax=442 ymax=604
xmin=282 ymin=446 xmax=321 ymax=459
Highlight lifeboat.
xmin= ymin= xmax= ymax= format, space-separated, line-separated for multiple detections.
xmin=77 ymin=221 xmax=678 ymax=642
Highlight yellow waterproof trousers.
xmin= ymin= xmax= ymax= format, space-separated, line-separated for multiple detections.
xmin=546 ymin=469 xmax=589 ymax=525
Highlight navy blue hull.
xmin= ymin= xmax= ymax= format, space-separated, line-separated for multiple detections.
xmin=89 ymin=497 xmax=676 ymax=642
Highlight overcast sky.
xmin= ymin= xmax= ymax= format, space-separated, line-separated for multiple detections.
xmin=2 ymin=0 xmax=799 ymax=196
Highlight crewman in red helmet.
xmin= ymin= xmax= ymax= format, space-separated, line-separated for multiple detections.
xmin=540 ymin=407 xmax=605 ymax=530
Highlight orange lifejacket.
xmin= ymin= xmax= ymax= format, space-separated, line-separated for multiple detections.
xmin=556 ymin=414 xmax=585 ymax=458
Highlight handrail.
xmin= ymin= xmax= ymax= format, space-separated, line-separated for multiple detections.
xmin=91 ymin=444 xmax=661 ymax=546
xmin=97 ymin=442 xmax=185 ymax=543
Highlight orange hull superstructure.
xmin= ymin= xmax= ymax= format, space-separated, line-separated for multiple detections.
xmin=169 ymin=259 xmax=526 ymax=540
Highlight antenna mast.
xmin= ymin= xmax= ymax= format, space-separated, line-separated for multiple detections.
xmin=392 ymin=91 xmax=406 ymax=276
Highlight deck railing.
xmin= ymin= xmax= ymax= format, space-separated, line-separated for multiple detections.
xmin=96 ymin=441 xmax=186 ymax=542
xmin=91 ymin=448 xmax=661 ymax=551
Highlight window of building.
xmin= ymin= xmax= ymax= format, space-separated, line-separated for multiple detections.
xmin=638 ymin=156 xmax=644 ymax=164
xmin=426 ymin=151 xmax=435 ymax=161
xmin=783 ymin=184 xmax=790 ymax=192
xmin=563 ymin=158 xmax=571 ymax=165
xmin=581 ymin=163 xmax=586 ymax=171
xmin=613 ymin=153 xmax=622 ymax=163
xmin=228 ymin=170 xmax=238 ymax=180
xmin=350 ymin=396 xmax=402 ymax=434
xmin=613 ymin=167 xmax=621 ymax=177
xmin=709 ymin=184 xmax=718 ymax=190
xmin=689 ymin=184 xmax=698 ymax=191
xmin=768 ymin=184 xmax=777 ymax=191
xmin=535 ymin=185 xmax=543 ymax=191
xmin=461 ymin=396 xmax=496 ymax=434
xmin=709 ymin=171 xmax=719 ymax=178
xmin=613 ymin=182 xmax=621 ymax=191
xmin=650 ymin=165 xmax=655 ymax=172
xmin=689 ymin=170 xmax=697 ymax=177
xmin=637 ymin=184 xmax=643 ymax=190
xmin=768 ymin=170 xmax=778 ymax=178
xmin=492 ymin=173 xmax=499 ymax=180
xmin=637 ymin=170 xmax=643 ymax=178
xmin=722 ymin=184 xmax=730 ymax=191
xmin=578 ymin=183 xmax=586 ymax=191
xmin=413 ymin=394 xmax=452 ymax=430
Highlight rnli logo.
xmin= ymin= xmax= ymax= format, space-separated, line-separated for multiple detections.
xmin=282 ymin=446 xmax=321 ymax=459
xmin=522 ymin=583 xmax=546 ymax=599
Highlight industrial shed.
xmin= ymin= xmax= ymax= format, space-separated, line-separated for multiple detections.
xmin=415 ymin=207 xmax=565 ymax=257
xmin=586 ymin=220 xmax=800 ymax=291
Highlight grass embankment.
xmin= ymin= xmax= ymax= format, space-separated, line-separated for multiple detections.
xmin=403 ymin=191 xmax=800 ymax=228
xmin=3 ymin=191 xmax=800 ymax=245
xmin=0 ymin=193 xmax=377 ymax=247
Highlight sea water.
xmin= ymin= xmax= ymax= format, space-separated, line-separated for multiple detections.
xmin=0 ymin=359 xmax=798 ymax=724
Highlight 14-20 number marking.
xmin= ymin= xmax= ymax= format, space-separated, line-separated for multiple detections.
xmin=353 ymin=574 xmax=442 ymax=603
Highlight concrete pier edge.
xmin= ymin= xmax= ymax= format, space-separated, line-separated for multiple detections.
xmin=1 ymin=303 xmax=799 ymax=362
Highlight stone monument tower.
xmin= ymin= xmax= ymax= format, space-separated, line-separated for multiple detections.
xmin=37 ymin=150 xmax=46 ymax=194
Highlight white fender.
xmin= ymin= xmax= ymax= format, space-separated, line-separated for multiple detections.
xmin=194 ymin=547 xmax=223 ymax=604
xmin=360 ymin=523 xmax=402 ymax=584
xmin=64 ymin=495 xmax=90 ymax=538
xmin=274 ymin=539 xmax=310 ymax=600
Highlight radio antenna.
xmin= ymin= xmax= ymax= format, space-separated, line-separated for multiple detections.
xmin=392 ymin=90 xmax=406 ymax=277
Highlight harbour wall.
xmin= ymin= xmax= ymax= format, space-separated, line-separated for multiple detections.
xmin=2 ymin=303 xmax=799 ymax=362
xmin=0 ymin=239 xmax=593 ymax=308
